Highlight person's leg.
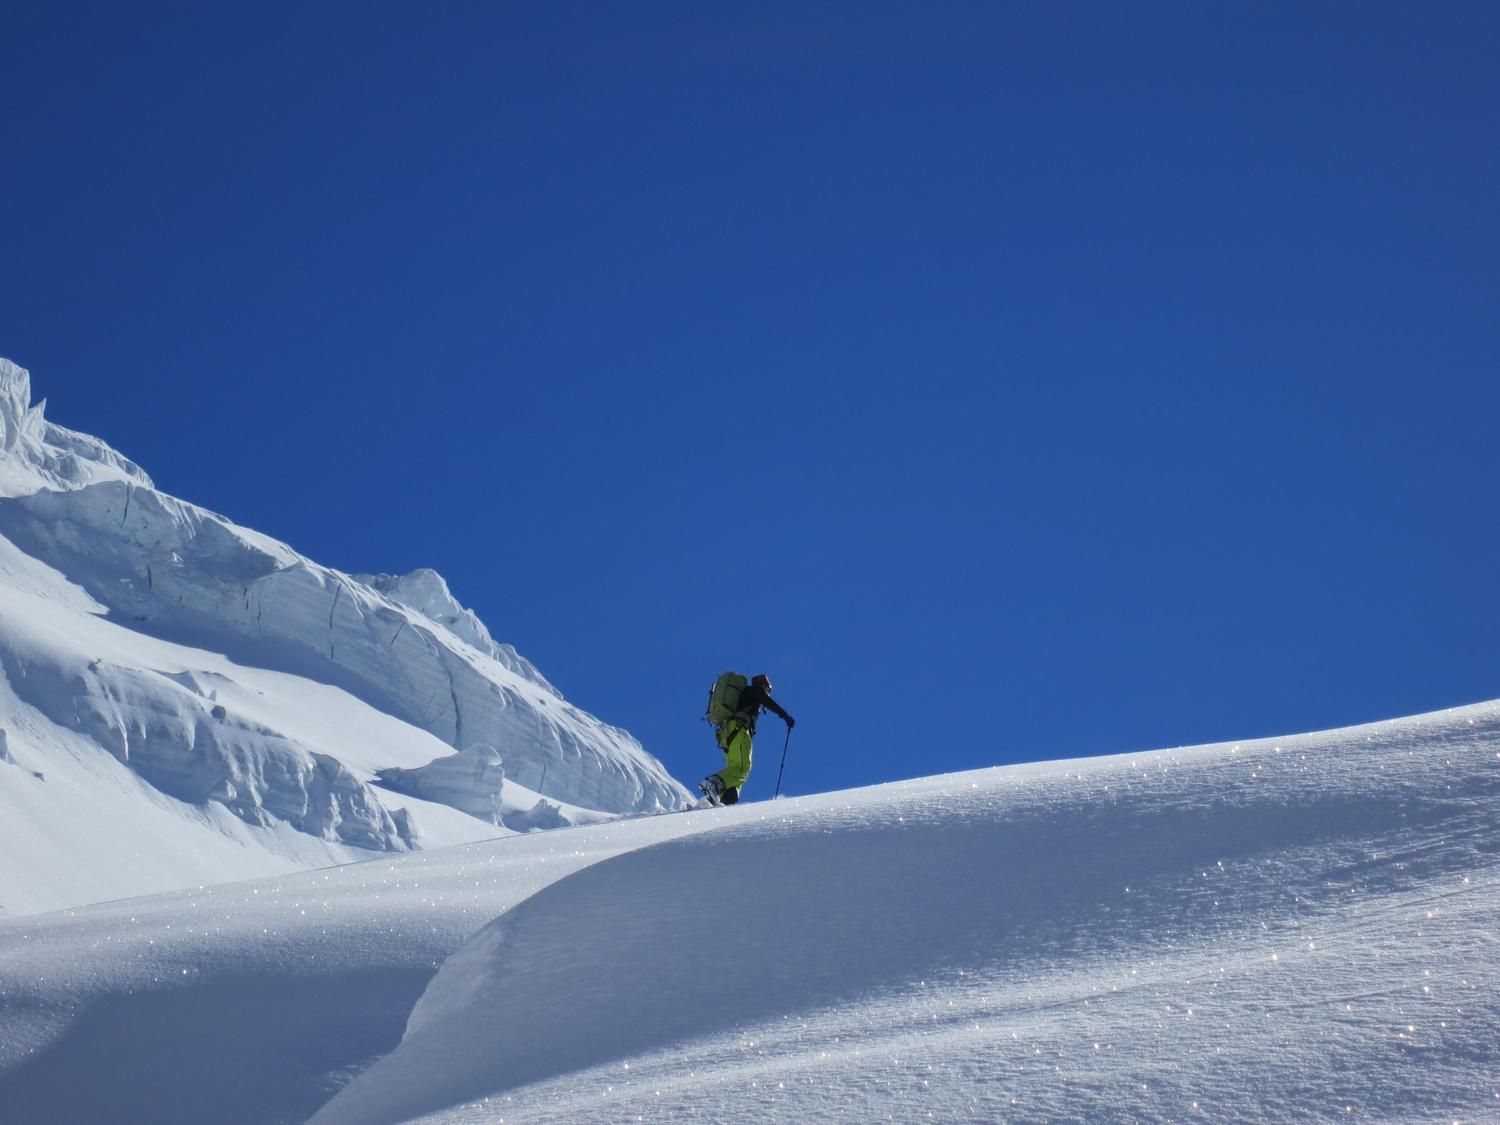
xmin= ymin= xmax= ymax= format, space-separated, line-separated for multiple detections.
xmin=716 ymin=724 xmax=753 ymax=792
xmin=699 ymin=722 xmax=741 ymax=804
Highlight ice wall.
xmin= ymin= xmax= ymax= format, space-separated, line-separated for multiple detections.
xmin=0 ymin=358 xmax=689 ymax=841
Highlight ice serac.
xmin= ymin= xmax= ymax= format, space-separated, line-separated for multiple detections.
xmin=499 ymin=796 xmax=569 ymax=832
xmin=0 ymin=478 xmax=686 ymax=814
xmin=0 ymin=358 xmax=153 ymax=496
xmin=355 ymin=569 xmax=558 ymax=695
xmin=0 ymin=643 xmax=414 ymax=851
xmin=377 ymin=744 xmax=508 ymax=825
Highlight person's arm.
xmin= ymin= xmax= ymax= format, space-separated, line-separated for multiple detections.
xmin=763 ymin=695 xmax=795 ymax=727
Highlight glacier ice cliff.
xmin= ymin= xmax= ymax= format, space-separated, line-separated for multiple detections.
xmin=0 ymin=358 xmax=689 ymax=857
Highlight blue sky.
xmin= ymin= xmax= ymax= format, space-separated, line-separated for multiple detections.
xmin=3 ymin=2 xmax=1498 ymax=800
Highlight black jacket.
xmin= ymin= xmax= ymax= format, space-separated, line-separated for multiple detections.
xmin=736 ymin=683 xmax=793 ymax=734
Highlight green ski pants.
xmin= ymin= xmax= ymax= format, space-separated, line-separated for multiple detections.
xmin=714 ymin=721 xmax=753 ymax=791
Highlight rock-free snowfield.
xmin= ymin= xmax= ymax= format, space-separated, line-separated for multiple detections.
xmin=4 ymin=699 xmax=1498 ymax=1123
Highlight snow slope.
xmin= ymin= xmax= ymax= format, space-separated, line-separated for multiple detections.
xmin=3 ymin=699 xmax=1498 ymax=1123
xmin=0 ymin=358 xmax=690 ymax=915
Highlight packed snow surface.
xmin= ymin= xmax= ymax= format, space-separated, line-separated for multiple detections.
xmin=3 ymin=699 xmax=1498 ymax=1123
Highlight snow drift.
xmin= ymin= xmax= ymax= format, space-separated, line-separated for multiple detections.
xmin=3 ymin=700 xmax=1497 ymax=1123
xmin=312 ymin=701 xmax=1500 ymax=1123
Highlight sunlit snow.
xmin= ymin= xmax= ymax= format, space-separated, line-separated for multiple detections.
xmin=3 ymin=356 xmax=1498 ymax=1122
xmin=3 ymin=704 xmax=1498 ymax=1122
xmin=0 ymin=358 xmax=687 ymax=916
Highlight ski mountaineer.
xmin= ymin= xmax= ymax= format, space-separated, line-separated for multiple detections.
xmin=699 ymin=673 xmax=795 ymax=806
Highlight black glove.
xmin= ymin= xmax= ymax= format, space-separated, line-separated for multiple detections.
xmin=786 ymin=716 xmax=796 ymax=730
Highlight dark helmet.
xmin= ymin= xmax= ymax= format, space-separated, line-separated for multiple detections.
xmin=751 ymin=674 xmax=773 ymax=693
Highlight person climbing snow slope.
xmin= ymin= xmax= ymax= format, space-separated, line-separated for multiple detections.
xmin=700 ymin=672 xmax=794 ymax=805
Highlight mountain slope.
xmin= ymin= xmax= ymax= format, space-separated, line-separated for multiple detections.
xmin=309 ymin=700 xmax=1500 ymax=1123
xmin=2 ymin=699 xmax=1496 ymax=1123
xmin=0 ymin=358 xmax=689 ymax=916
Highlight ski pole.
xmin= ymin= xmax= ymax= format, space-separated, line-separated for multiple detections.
xmin=773 ymin=726 xmax=793 ymax=798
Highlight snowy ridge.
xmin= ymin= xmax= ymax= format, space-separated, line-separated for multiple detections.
xmin=2 ymin=701 xmax=1497 ymax=1123
xmin=0 ymin=357 xmax=688 ymax=915
xmin=313 ymin=702 xmax=1500 ymax=1124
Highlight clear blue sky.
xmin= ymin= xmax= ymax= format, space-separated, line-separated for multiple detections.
xmin=3 ymin=2 xmax=1497 ymax=800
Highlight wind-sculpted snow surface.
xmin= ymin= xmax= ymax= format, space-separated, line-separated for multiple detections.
xmin=0 ymin=814 xmax=724 ymax=1125
xmin=0 ymin=358 xmax=688 ymax=880
xmin=313 ymin=703 xmax=1500 ymax=1125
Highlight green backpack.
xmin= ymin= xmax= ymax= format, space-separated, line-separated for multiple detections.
xmin=705 ymin=671 xmax=748 ymax=726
